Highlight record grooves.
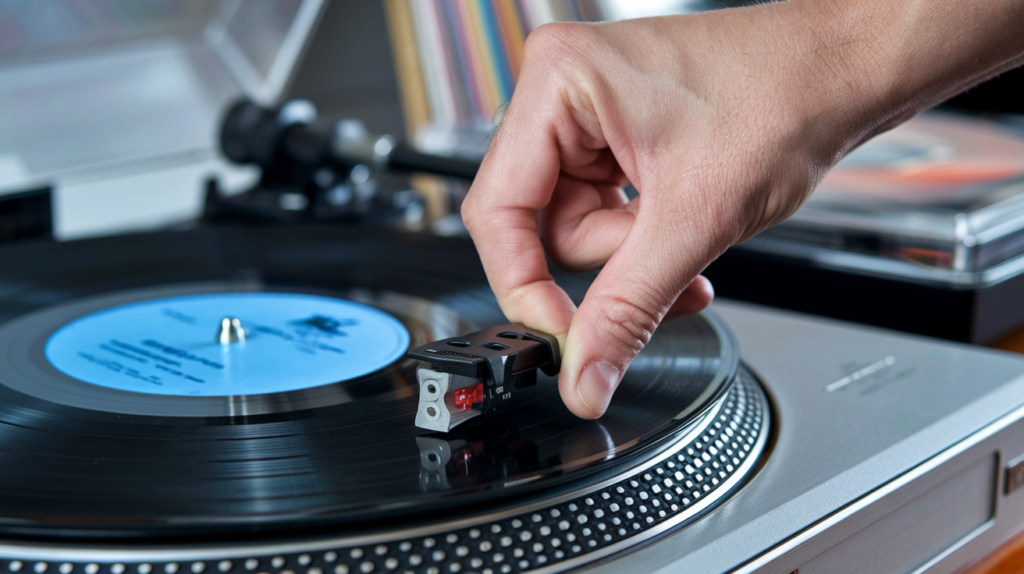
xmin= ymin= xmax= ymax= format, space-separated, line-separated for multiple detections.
xmin=0 ymin=227 xmax=770 ymax=573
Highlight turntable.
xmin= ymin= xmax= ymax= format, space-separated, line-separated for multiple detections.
xmin=0 ymin=226 xmax=1023 ymax=574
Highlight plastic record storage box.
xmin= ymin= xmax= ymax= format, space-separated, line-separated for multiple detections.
xmin=705 ymin=112 xmax=1024 ymax=344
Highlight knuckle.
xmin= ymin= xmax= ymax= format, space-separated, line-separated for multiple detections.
xmin=462 ymin=203 xmax=504 ymax=242
xmin=590 ymin=292 xmax=663 ymax=362
xmin=459 ymin=194 xmax=478 ymax=226
xmin=540 ymin=223 xmax=580 ymax=271
xmin=545 ymin=237 xmax=602 ymax=273
xmin=523 ymin=22 xmax=573 ymax=60
xmin=460 ymin=192 xmax=493 ymax=237
xmin=522 ymin=22 xmax=593 ymax=81
xmin=460 ymin=202 xmax=480 ymax=237
xmin=547 ymin=248 xmax=591 ymax=274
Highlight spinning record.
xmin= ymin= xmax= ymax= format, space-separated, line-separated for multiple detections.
xmin=0 ymin=227 xmax=746 ymax=545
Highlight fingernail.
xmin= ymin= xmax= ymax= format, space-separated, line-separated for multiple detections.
xmin=576 ymin=361 xmax=621 ymax=417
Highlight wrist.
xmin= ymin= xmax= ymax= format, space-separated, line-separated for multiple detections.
xmin=789 ymin=0 xmax=1024 ymax=155
xmin=760 ymin=0 xmax=900 ymax=166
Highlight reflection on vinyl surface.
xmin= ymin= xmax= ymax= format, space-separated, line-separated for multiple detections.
xmin=0 ymin=227 xmax=737 ymax=540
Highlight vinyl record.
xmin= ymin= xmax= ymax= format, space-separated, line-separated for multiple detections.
xmin=0 ymin=226 xmax=739 ymax=541
xmin=819 ymin=112 xmax=1024 ymax=202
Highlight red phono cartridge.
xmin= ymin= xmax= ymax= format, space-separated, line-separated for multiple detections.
xmin=406 ymin=325 xmax=560 ymax=432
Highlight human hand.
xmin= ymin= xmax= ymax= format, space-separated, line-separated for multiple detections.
xmin=461 ymin=1 xmax=1024 ymax=419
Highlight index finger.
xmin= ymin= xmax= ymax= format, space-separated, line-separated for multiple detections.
xmin=461 ymin=79 xmax=575 ymax=344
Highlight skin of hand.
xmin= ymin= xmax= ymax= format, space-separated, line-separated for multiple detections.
xmin=461 ymin=0 xmax=1024 ymax=419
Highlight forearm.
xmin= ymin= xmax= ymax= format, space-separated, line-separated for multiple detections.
xmin=614 ymin=1 xmax=1024 ymax=186
xmin=796 ymin=0 xmax=1024 ymax=145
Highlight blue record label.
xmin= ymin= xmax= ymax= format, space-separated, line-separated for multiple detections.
xmin=44 ymin=293 xmax=411 ymax=397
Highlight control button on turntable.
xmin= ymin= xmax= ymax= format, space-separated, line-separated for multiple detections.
xmin=189 ymin=563 xmax=205 ymax=574
xmin=58 ymin=566 xmax=72 ymax=574
xmin=110 ymin=566 xmax=125 ymax=574
xmin=163 ymin=565 xmax=177 ymax=574
xmin=31 ymin=564 xmax=45 ymax=574
xmin=7 ymin=563 xmax=21 ymax=573
xmin=271 ymin=558 xmax=286 ymax=569
xmin=1006 ymin=453 xmax=1024 ymax=494
xmin=216 ymin=562 xmax=232 ymax=573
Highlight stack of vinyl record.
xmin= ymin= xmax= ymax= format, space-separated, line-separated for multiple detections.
xmin=404 ymin=0 xmax=597 ymax=127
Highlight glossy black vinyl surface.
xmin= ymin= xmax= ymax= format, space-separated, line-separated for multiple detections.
xmin=0 ymin=227 xmax=737 ymax=540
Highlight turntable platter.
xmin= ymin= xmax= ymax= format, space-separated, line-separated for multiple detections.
xmin=0 ymin=227 xmax=769 ymax=573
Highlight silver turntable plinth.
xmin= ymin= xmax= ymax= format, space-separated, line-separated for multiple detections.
xmin=589 ymin=300 xmax=1024 ymax=574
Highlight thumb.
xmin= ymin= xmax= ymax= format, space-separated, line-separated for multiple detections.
xmin=558 ymin=207 xmax=714 ymax=419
